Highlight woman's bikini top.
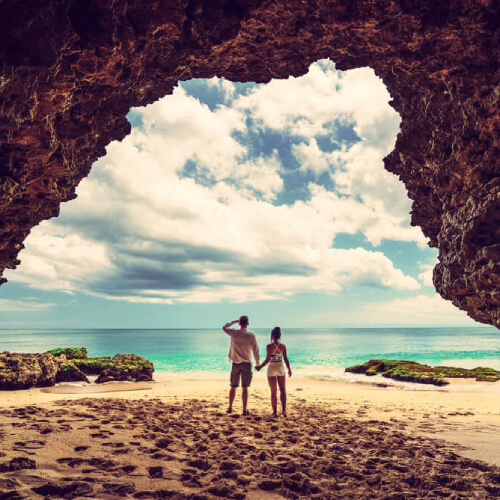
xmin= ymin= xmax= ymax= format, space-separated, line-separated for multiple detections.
xmin=270 ymin=343 xmax=283 ymax=363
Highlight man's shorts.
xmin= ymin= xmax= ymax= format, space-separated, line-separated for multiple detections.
xmin=230 ymin=362 xmax=252 ymax=388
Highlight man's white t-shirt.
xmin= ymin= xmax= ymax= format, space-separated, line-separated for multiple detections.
xmin=223 ymin=323 xmax=260 ymax=365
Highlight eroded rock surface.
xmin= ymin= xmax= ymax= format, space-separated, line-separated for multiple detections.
xmin=0 ymin=0 xmax=498 ymax=326
xmin=54 ymin=355 xmax=90 ymax=384
xmin=0 ymin=352 xmax=58 ymax=390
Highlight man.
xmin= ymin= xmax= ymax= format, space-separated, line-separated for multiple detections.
xmin=222 ymin=315 xmax=260 ymax=415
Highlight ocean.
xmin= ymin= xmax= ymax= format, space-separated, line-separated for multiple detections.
xmin=1 ymin=327 xmax=499 ymax=376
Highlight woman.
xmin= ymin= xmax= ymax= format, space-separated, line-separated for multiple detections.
xmin=256 ymin=327 xmax=292 ymax=417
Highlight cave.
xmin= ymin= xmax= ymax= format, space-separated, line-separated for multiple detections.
xmin=0 ymin=0 xmax=498 ymax=327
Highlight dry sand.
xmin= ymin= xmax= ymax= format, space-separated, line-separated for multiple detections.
xmin=0 ymin=372 xmax=500 ymax=499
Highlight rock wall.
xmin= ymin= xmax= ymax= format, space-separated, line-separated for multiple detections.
xmin=0 ymin=0 xmax=498 ymax=326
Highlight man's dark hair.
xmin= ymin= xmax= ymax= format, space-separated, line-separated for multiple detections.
xmin=239 ymin=315 xmax=249 ymax=327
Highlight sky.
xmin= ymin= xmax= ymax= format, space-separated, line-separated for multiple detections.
xmin=0 ymin=60 xmax=481 ymax=328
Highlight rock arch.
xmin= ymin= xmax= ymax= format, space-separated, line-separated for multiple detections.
xmin=0 ymin=0 xmax=498 ymax=326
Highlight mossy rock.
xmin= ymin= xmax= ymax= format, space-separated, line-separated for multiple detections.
xmin=95 ymin=354 xmax=154 ymax=383
xmin=345 ymin=363 xmax=368 ymax=374
xmin=55 ymin=362 xmax=89 ymax=383
xmin=475 ymin=375 xmax=499 ymax=382
xmin=345 ymin=359 xmax=500 ymax=386
xmin=345 ymin=359 xmax=405 ymax=375
xmin=48 ymin=347 xmax=88 ymax=359
xmin=72 ymin=357 xmax=111 ymax=375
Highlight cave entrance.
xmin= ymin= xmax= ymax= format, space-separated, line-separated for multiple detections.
xmin=5 ymin=60 xmax=444 ymax=324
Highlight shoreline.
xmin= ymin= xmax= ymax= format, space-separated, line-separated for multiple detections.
xmin=2 ymin=367 xmax=500 ymax=401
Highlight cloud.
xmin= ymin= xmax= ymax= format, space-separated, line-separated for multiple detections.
xmin=238 ymin=59 xmax=426 ymax=246
xmin=236 ymin=63 xmax=399 ymax=149
xmin=418 ymin=262 xmax=435 ymax=287
xmin=205 ymin=76 xmax=236 ymax=101
xmin=0 ymin=298 xmax=55 ymax=311
xmin=365 ymin=294 xmax=477 ymax=326
xmin=6 ymin=60 xmax=424 ymax=304
xmin=292 ymin=139 xmax=330 ymax=176
xmin=309 ymin=293 xmax=477 ymax=327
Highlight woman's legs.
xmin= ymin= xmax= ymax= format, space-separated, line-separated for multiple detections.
xmin=267 ymin=376 xmax=278 ymax=415
xmin=277 ymin=376 xmax=287 ymax=416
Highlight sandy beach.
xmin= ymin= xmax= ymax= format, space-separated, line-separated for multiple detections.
xmin=1 ymin=373 xmax=500 ymax=499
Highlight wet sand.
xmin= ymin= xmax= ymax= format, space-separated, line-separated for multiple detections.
xmin=0 ymin=373 xmax=499 ymax=498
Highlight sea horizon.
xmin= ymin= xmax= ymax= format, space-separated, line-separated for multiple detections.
xmin=1 ymin=326 xmax=499 ymax=375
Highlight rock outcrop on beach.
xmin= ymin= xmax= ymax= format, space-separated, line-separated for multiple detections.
xmin=49 ymin=347 xmax=112 ymax=379
xmin=95 ymin=354 xmax=154 ymax=384
xmin=0 ymin=348 xmax=154 ymax=389
xmin=0 ymin=352 xmax=59 ymax=390
xmin=346 ymin=359 xmax=500 ymax=385
xmin=54 ymin=355 xmax=90 ymax=384
xmin=0 ymin=1 xmax=498 ymax=326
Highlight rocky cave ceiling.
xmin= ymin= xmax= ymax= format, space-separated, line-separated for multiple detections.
xmin=0 ymin=0 xmax=498 ymax=327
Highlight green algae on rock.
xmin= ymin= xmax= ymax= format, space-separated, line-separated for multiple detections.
xmin=95 ymin=354 xmax=154 ymax=384
xmin=345 ymin=360 xmax=500 ymax=386
xmin=72 ymin=357 xmax=111 ymax=375
xmin=55 ymin=361 xmax=89 ymax=384
xmin=48 ymin=347 xmax=88 ymax=359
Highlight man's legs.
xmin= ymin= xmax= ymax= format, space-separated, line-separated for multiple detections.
xmin=241 ymin=363 xmax=252 ymax=415
xmin=228 ymin=363 xmax=240 ymax=413
xmin=242 ymin=386 xmax=248 ymax=413
xmin=228 ymin=387 xmax=236 ymax=412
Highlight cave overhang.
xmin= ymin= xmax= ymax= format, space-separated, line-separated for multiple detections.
xmin=0 ymin=0 xmax=498 ymax=327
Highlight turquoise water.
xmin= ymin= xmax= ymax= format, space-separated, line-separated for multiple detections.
xmin=0 ymin=327 xmax=499 ymax=373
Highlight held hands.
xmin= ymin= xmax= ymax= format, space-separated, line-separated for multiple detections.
xmin=255 ymin=365 xmax=262 ymax=371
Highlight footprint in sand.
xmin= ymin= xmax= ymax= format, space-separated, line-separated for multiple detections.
xmin=102 ymin=442 xmax=125 ymax=448
xmin=13 ymin=440 xmax=45 ymax=450
xmin=32 ymin=481 xmax=94 ymax=498
xmin=74 ymin=446 xmax=89 ymax=452
xmin=0 ymin=457 xmax=36 ymax=472
xmin=148 ymin=466 xmax=163 ymax=478
xmin=90 ymin=430 xmax=114 ymax=438
xmin=120 ymin=464 xmax=137 ymax=474
xmin=100 ymin=482 xmax=136 ymax=496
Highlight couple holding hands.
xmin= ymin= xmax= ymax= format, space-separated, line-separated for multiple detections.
xmin=223 ymin=315 xmax=292 ymax=417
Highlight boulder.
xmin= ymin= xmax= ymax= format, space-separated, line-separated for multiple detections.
xmin=95 ymin=354 xmax=154 ymax=384
xmin=0 ymin=352 xmax=58 ymax=390
xmin=51 ymin=350 xmax=110 ymax=379
xmin=55 ymin=361 xmax=89 ymax=384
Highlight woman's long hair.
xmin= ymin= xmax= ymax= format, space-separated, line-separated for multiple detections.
xmin=271 ymin=326 xmax=281 ymax=341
